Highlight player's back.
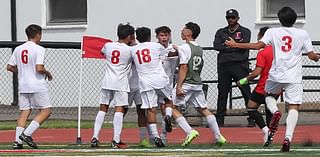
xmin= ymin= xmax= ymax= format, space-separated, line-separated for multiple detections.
xmin=11 ymin=41 xmax=47 ymax=93
xmin=131 ymin=42 xmax=169 ymax=91
xmin=260 ymin=27 xmax=312 ymax=83
xmin=101 ymin=42 xmax=132 ymax=92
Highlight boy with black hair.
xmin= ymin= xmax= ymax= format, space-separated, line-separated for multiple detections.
xmin=237 ymin=26 xmax=277 ymax=146
xmin=91 ymin=23 xmax=134 ymax=149
xmin=225 ymin=7 xmax=320 ymax=152
xmin=155 ymin=25 xmax=177 ymax=144
xmin=172 ymin=22 xmax=227 ymax=147
xmin=130 ymin=27 xmax=172 ymax=147
xmin=7 ymin=24 xmax=52 ymax=149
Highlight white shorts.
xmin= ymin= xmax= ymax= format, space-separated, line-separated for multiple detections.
xmin=128 ymin=90 xmax=142 ymax=106
xmin=172 ymin=84 xmax=207 ymax=108
xmin=99 ymin=89 xmax=128 ymax=106
xmin=19 ymin=92 xmax=51 ymax=110
xmin=265 ymin=80 xmax=303 ymax=104
xmin=140 ymin=88 xmax=172 ymax=109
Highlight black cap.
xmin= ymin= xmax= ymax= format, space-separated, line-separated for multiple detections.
xmin=226 ymin=9 xmax=239 ymax=17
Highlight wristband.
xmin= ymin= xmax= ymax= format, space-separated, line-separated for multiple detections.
xmin=239 ymin=77 xmax=248 ymax=85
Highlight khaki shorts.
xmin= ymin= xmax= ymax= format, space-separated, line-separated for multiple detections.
xmin=19 ymin=92 xmax=51 ymax=110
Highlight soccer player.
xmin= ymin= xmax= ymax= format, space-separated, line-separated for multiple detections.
xmin=91 ymin=23 xmax=134 ymax=149
xmin=155 ymin=26 xmax=177 ymax=144
xmin=225 ymin=7 xmax=320 ymax=152
xmin=7 ymin=24 xmax=53 ymax=149
xmin=172 ymin=22 xmax=227 ymax=147
xmin=237 ymin=26 xmax=277 ymax=146
xmin=130 ymin=27 xmax=172 ymax=147
xmin=128 ymin=64 xmax=152 ymax=147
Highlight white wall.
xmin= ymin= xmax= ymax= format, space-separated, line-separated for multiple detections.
xmin=1 ymin=0 xmax=320 ymax=45
xmin=0 ymin=0 xmax=11 ymax=41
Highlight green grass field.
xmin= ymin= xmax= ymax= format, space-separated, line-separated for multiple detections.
xmin=1 ymin=143 xmax=320 ymax=156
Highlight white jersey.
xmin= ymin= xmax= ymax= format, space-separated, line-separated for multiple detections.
xmin=131 ymin=42 xmax=170 ymax=92
xmin=260 ymin=27 xmax=313 ymax=83
xmin=101 ymin=42 xmax=132 ymax=92
xmin=162 ymin=44 xmax=178 ymax=87
xmin=8 ymin=41 xmax=48 ymax=93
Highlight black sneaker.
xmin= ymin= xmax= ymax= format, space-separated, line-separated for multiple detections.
xmin=12 ymin=141 xmax=23 ymax=149
xmin=90 ymin=137 xmax=99 ymax=148
xmin=154 ymin=137 xmax=165 ymax=148
xmin=19 ymin=133 xmax=38 ymax=149
xmin=164 ymin=115 xmax=172 ymax=132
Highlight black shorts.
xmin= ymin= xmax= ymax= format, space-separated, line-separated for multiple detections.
xmin=250 ymin=91 xmax=266 ymax=105
xmin=250 ymin=90 xmax=280 ymax=105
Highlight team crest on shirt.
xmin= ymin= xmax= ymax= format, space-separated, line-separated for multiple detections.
xmin=235 ymin=32 xmax=242 ymax=40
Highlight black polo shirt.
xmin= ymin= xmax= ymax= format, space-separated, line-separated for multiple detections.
xmin=213 ymin=24 xmax=251 ymax=64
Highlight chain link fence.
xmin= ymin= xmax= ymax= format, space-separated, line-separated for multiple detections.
xmin=1 ymin=41 xmax=320 ymax=122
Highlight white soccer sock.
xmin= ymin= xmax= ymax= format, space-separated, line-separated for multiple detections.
xmin=165 ymin=107 xmax=173 ymax=117
xmin=15 ymin=127 xmax=24 ymax=144
xmin=175 ymin=116 xmax=192 ymax=135
xmin=265 ymin=96 xmax=279 ymax=114
xmin=206 ymin=115 xmax=221 ymax=140
xmin=139 ymin=127 xmax=148 ymax=140
xmin=148 ymin=123 xmax=160 ymax=138
xmin=113 ymin=112 xmax=124 ymax=143
xmin=24 ymin=120 xmax=40 ymax=136
xmin=92 ymin=111 xmax=106 ymax=139
xmin=285 ymin=109 xmax=298 ymax=142
xmin=262 ymin=126 xmax=269 ymax=134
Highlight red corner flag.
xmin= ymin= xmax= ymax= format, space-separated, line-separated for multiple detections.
xmin=81 ymin=36 xmax=112 ymax=59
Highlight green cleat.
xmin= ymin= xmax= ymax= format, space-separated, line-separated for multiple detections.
xmin=138 ymin=138 xmax=152 ymax=148
xmin=181 ymin=130 xmax=199 ymax=147
xmin=216 ymin=135 xmax=227 ymax=146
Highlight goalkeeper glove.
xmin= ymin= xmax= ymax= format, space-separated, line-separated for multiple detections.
xmin=239 ymin=77 xmax=248 ymax=85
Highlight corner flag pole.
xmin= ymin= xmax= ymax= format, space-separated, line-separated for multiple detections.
xmin=76 ymin=50 xmax=84 ymax=144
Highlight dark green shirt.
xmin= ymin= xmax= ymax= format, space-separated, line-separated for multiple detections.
xmin=184 ymin=42 xmax=204 ymax=85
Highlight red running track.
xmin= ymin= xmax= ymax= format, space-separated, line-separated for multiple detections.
xmin=0 ymin=125 xmax=319 ymax=145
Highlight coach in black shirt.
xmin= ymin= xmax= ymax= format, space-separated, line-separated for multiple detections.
xmin=213 ymin=9 xmax=254 ymax=127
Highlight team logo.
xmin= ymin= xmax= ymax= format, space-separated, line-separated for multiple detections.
xmin=235 ymin=32 xmax=242 ymax=40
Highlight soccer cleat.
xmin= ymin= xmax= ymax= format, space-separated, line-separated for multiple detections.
xmin=154 ymin=137 xmax=165 ymax=148
xmin=181 ymin=130 xmax=199 ymax=147
xmin=160 ymin=133 xmax=167 ymax=146
xmin=111 ymin=140 xmax=129 ymax=149
xmin=264 ymin=130 xmax=275 ymax=147
xmin=216 ymin=135 xmax=227 ymax=146
xmin=19 ymin=133 xmax=38 ymax=149
xmin=164 ymin=115 xmax=172 ymax=132
xmin=281 ymin=138 xmax=291 ymax=152
xmin=90 ymin=137 xmax=100 ymax=148
xmin=12 ymin=141 xmax=23 ymax=149
xmin=268 ymin=111 xmax=282 ymax=131
xmin=138 ymin=138 xmax=152 ymax=148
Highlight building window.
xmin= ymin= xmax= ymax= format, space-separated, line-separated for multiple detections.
xmin=259 ymin=0 xmax=305 ymax=22
xmin=47 ymin=0 xmax=87 ymax=25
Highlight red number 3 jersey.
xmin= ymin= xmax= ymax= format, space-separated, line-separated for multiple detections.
xmin=260 ymin=27 xmax=313 ymax=83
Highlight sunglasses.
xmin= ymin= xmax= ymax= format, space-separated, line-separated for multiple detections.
xmin=226 ymin=16 xmax=237 ymax=19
